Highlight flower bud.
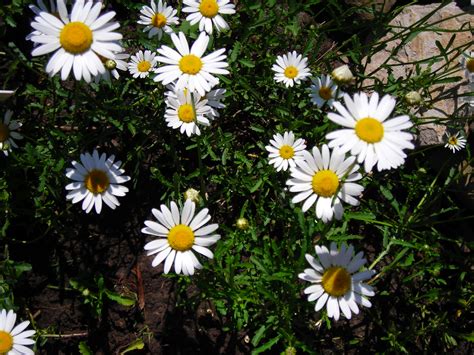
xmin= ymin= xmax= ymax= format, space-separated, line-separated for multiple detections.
xmin=404 ymin=91 xmax=422 ymax=106
xmin=184 ymin=188 xmax=200 ymax=203
xmin=285 ymin=347 xmax=297 ymax=355
xmin=105 ymin=59 xmax=117 ymax=70
xmin=331 ymin=64 xmax=353 ymax=84
xmin=235 ymin=217 xmax=249 ymax=230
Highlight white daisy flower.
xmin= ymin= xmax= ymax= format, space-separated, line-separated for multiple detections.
xmin=299 ymin=242 xmax=376 ymax=321
xmin=26 ymin=0 xmax=57 ymax=45
xmin=65 ymin=150 xmax=131 ymax=214
xmin=0 ymin=110 xmax=23 ymax=157
xmin=272 ymin=51 xmax=311 ymax=88
xmin=265 ymin=131 xmax=306 ymax=172
xmin=444 ymin=131 xmax=467 ymax=153
xmin=326 ymin=92 xmax=415 ymax=173
xmin=0 ymin=309 xmax=36 ymax=355
xmin=165 ymin=87 xmax=212 ymax=136
xmin=205 ymin=87 xmax=226 ymax=119
xmin=154 ymin=31 xmax=230 ymax=96
xmin=138 ymin=0 xmax=179 ymax=39
xmin=142 ymin=199 xmax=220 ymax=276
xmin=331 ymin=64 xmax=354 ymax=84
xmin=309 ymin=74 xmax=344 ymax=108
xmin=29 ymin=0 xmax=123 ymax=82
xmin=182 ymin=0 xmax=236 ymax=34
xmin=94 ymin=51 xmax=129 ymax=83
xmin=128 ymin=50 xmax=157 ymax=78
xmin=460 ymin=51 xmax=474 ymax=82
xmin=286 ymin=144 xmax=363 ymax=223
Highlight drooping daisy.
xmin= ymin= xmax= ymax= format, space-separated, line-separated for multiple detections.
xmin=154 ymin=31 xmax=229 ymax=96
xmin=331 ymin=64 xmax=353 ymax=84
xmin=298 ymin=243 xmax=376 ymax=321
xmin=0 ymin=309 xmax=36 ymax=355
xmin=272 ymin=51 xmax=311 ymax=88
xmin=138 ymin=0 xmax=179 ymax=39
xmin=128 ymin=50 xmax=157 ymax=78
xmin=444 ymin=131 xmax=467 ymax=153
xmin=142 ymin=199 xmax=220 ymax=276
xmin=182 ymin=0 xmax=236 ymax=34
xmin=29 ymin=0 xmax=123 ymax=82
xmin=164 ymin=87 xmax=212 ymax=136
xmin=286 ymin=144 xmax=363 ymax=223
xmin=265 ymin=131 xmax=306 ymax=172
xmin=94 ymin=52 xmax=129 ymax=83
xmin=205 ymin=87 xmax=226 ymax=120
xmin=326 ymin=92 xmax=415 ymax=173
xmin=65 ymin=150 xmax=130 ymax=214
xmin=309 ymin=74 xmax=344 ymax=108
xmin=460 ymin=51 xmax=474 ymax=82
xmin=0 ymin=110 xmax=23 ymax=157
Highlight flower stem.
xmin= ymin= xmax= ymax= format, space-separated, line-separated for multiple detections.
xmin=190 ymin=92 xmax=207 ymax=202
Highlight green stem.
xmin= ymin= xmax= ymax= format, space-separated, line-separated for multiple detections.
xmin=190 ymin=92 xmax=207 ymax=202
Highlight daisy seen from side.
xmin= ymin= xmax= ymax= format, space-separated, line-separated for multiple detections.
xmin=0 ymin=110 xmax=23 ymax=157
xmin=309 ymin=74 xmax=344 ymax=108
xmin=205 ymin=87 xmax=226 ymax=119
xmin=286 ymin=144 xmax=363 ymax=223
xmin=182 ymin=0 xmax=236 ymax=34
xmin=154 ymin=31 xmax=230 ymax=96
xmin=299 ymin=242 xmax=376 ymax=321
xmin=29 ymin=0 xmax=123 ymax=82
xmin=444 ymin=131 xmax=467 ymax=153
xmin=164 ymin=87 xmax=212 ymax=136
xmin=326 ymin=92 xmax=415 ymax=173
xmin=65 ymin=150 xmax=131 ymax=214
xmin=94 ymin=51 xmax=129 ymax=83
xmin=138 ymin=0 xmax=179 ymax=39
xmin=272 ymin=51 xmax=311 ymax=88
xmin=142 ymin=199 xmax=220 ymax=276
xmin=265 ymin=131 xmax=306 ymax=172
xmin=460 ymin=51 xmax=474 ymax=82
xmin=0 ymin=309 xmax=36 ymax=355
xmin=128 ymin=50 xmax=157 ymax=78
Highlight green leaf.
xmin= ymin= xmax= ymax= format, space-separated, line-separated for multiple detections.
xmin=120 ymin=339 xmax=145 ymax=354
xmin=251 ymin=335 xmax=281 ymax=354
xmin=78 ymin=341 xmax=93 ymax=355
xmin=104 ymin=290 xmax=135 ymax=306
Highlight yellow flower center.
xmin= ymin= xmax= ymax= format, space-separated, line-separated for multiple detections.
xmin=279 ymin=145 xmax=295 ymax=159
xmin=284 ymin=66 xmax=298 ymax=79
xmin=199 ymin=0 xmax=219 ymax=18
xmin=318 ymin=86 xmax=333 ymax=100
xmin=355 ymin=117 xmax=384 ymax=143
xmin=178 ymin=104 xmax=195 ymax=123
xmin=137 ymin=60 xmax=151 ymax=72
xmin=179 ymin=54 xmax=203 ymax=75
xmin=448 ymin=136 xmax=458 ymax=145
xmin=466 ymin=58 xmax=474 ymax=73
xmin=322 ymin=266 xmax=351 ymax=297
xmin=84 ymin=169 xmax=110 ymax=194
xmin=0 ymin=123 xmax=10 ymax=143
xmin=167 ymin=224 xmax=195 ymax=251
xmin=312 ymin=170 xmax=339 ymax=197
xmin=60 ymin=21 xmax=93 ymax=54
xmin=152 ymin=13 xmax=167 ymax=28
xmin=0 ymin=330 xmax=13 ymax=353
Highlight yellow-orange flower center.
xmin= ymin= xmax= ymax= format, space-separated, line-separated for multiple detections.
xmin=137 ymin=60 xmax=151 ymax=72
xmin=322 ymin=266 xmax=351 ymax=297
xmin=0 ymin=330 xmax=13 ymax=353
xmin=318 ymin=86 xmax=333 ymax=101
xmin=355 ymin=117 xmax=384 ymax=143
xmin=284 ymin=65 xmax=298 ymax=79
xmin=466 ymin=58 xmax=474 ymax=73
xmin=60 ymin=21 xmax=93 ymax=54
xmin=178 ymin=104 xmax=195 ymax=123
xmin=448 ymin=136 xmax=458 ymax=145
xmin=312 ymin=170 xmax=339 ymax=197
xmin=152 ymin=13 xmax=167 ymax=28
xmin=199 ymin=0 xmax=219 ymax=18
xmin=179 ymin=54 xmax=203 ymax=75
xmin=85 ymin=169 xmax=110 ymax=194
xmin=0 ymin=123 xmax=10 ymax=142
xmin=168 ymin=224 xmax=195 ymax=251
xmin=279 ymin=145 xmax=295 ymax=159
